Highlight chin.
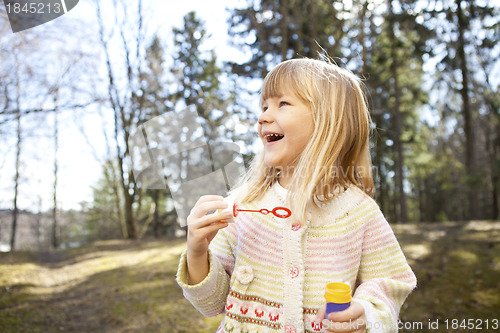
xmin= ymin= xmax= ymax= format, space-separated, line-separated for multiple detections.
xmin=263 ymin=157 xmax=281 ymax=169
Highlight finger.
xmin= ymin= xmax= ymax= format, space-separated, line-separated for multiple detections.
xmin=196 ymin=195 xmax=225 ymax=204
xmin=314 ymin=305 xmax=326 ymax=321
xmin=325 ymin=302 xmax=366 ymax=333
xmin=189 ymin=211 xmax=233 ymax=229
xmin=203 ymin=221 xmax=230 ymax=234
xmin=309 ymin=305 xmax=326 ymax=332
xmin=327 ymin=302 xmax=364 ymax=322
xmin=188 ymin=210 xmax=233 ymax=229
xmin=188 ymin=218 xmax=229 ymax=237
xmin=190 ymin=200 xmax=229 ymax=219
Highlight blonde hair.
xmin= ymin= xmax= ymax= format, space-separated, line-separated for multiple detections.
xmin=232 ymin=58 xmax=374 ymax=224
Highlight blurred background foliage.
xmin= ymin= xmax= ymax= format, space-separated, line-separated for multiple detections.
xmin=0 ymin=0 xmax=498 ymax=250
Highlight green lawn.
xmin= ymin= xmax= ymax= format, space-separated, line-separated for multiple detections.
xmin=1 ymin=221 xmax=499 ymax=333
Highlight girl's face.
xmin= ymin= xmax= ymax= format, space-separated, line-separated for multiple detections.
xmin=258 ymin=93 xmax=314 ymax=172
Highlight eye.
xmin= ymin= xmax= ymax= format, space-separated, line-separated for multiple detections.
xmin=262 ymin=106 xmax=268 ymax=112
xmin=279 ymin=101 xmax=290 ymax=107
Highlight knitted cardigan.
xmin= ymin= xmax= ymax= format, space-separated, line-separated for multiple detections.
xmin=176 ymin=182 xmax=416 ymax=333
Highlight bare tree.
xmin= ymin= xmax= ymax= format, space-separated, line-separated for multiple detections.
xmin=1 ymin=7 xmax=99 ymax=249
xmin=95 ymin=0 xmax=152 ymax=238
xmin=11 ymin=64 xmax=21 ymax=251
xmin=52 ymin=89 xmax=60 ymax=248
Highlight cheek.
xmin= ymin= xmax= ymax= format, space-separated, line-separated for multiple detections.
xmin=293 ymin=129 xmax=313 ymax=152
xmin=293 ymin=120 xmax=314 ymax=142
xmin=303 ymin=119 xmax=315 ymax=142
xmin=295 ymin=133 xmax=312 ymax=149
xmin=285 ymin=133 xmax=309 ymax=155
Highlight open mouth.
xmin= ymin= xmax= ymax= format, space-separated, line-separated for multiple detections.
xmin=264 ymin=133 xmax=284 ymax=142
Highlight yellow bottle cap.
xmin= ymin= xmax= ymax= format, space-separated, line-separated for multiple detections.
xmin=324 ymin=282 xmax=352 ymax=303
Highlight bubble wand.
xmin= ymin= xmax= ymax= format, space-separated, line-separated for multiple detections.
xmin=232 ymin=203 xmax=292 ymax=218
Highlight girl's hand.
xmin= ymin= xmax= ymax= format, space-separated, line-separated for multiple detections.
xmin=313 ymin=301 xmax=366 ymax=333
xmin=186 ymin=195 xmax=233 ymax=259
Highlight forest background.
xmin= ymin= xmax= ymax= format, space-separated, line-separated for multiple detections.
xmin=0 ymin=0 xmax=498 ymax=250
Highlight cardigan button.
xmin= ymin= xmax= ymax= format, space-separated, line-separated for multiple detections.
xmin=288 ymin=266 xmax=299 ymax=278
xmin=291 ymin=223 xmax=301 ymax=231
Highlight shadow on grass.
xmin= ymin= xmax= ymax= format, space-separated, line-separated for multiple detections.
xmin=0 ymin=239 xmax=222 ymax=333
xmin=395 ymin=221 xmax=500 ymax=333
xmin=0 ymin=238 xmax=179 ymax=268
xmin=2 ymin=222 xmax=499 ymax=333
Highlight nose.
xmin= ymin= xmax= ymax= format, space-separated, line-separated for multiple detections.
xmin=258 ymin=107 xmax=273 ymax=125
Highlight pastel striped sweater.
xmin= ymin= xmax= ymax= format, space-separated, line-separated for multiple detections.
xmin=176 ymin=182 xmax=416 ymax=332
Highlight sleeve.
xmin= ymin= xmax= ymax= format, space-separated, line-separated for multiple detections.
xmin=176 ymin=223 xmax=237 ymax=317
xmin=352 ymin=202 xmax=417 ymax=333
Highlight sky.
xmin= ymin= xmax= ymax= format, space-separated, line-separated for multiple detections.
xmin=0 ymin=0 xmax=257 ymax=212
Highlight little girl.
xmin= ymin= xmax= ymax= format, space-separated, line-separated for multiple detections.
xmin=176 ymin=58 xmax=416 ymax=333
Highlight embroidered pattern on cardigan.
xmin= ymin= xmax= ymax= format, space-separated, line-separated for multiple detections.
xmin=229 ymin=290 xmax=283 ymax=308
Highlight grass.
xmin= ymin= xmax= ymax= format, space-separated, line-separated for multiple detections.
xmin=1 ymin=221 xmax=499 ymax=333
xmin=395 ymin=221 xmax=500 ymax=332
xmin=0 ymin=239 xmax=222 ymax=333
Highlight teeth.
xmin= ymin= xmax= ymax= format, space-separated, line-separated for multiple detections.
xmin=264 ymin=133 xmax=284 ymax=143
xmin=264 ymin=133 xmax=283 ymax=138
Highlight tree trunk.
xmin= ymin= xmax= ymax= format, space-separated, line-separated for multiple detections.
xmin=360 ymin=0 xmax=369 ymax=76
xmin=36 ymin=197 xmax=42 ymax=250
xmin=491 ymin=122 xmax=499 ymax=219
xmin=105 ymin=161 xmax=128 ymax=238
xmin=456 ymin=0 xmax=477 ymax=219
xmin=152 ymin=190 xmax=160 ymax=237
xmin=387 ymin=0 xmax=407 ymax=223
xmin=373 ymin=125 xmax=386 ymax=213
xmin=122 ymin=168 xmax=137 ymax=239
xmin=96 ymin=0 xmax=144 ymax=239
xmin=279 ymin=0 xmax=289 ymax=61
xmin=418 ymin=177 xmax=424 ymax=223
xmin=52 ymin=94 xmax=59 ymax=249
xmin=392 ymin=72 xmax=407 ymax=223
xmin=10 ymin=104 xmax=21 ymax=251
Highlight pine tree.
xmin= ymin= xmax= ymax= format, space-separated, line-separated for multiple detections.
xmin=421 ymin=0 xmax=499 ymax=219
xmin=350 ymin=0 xmax=430 ymax=222
xmin=228 ymin=0 xmax=350 ymax=77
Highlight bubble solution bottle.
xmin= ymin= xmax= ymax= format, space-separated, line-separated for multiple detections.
xmin=324 ymin=282 xmax=352 ymax=317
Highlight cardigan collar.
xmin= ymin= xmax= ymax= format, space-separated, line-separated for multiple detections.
xmin=270 ymin=182 xmax=365 ymax=225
